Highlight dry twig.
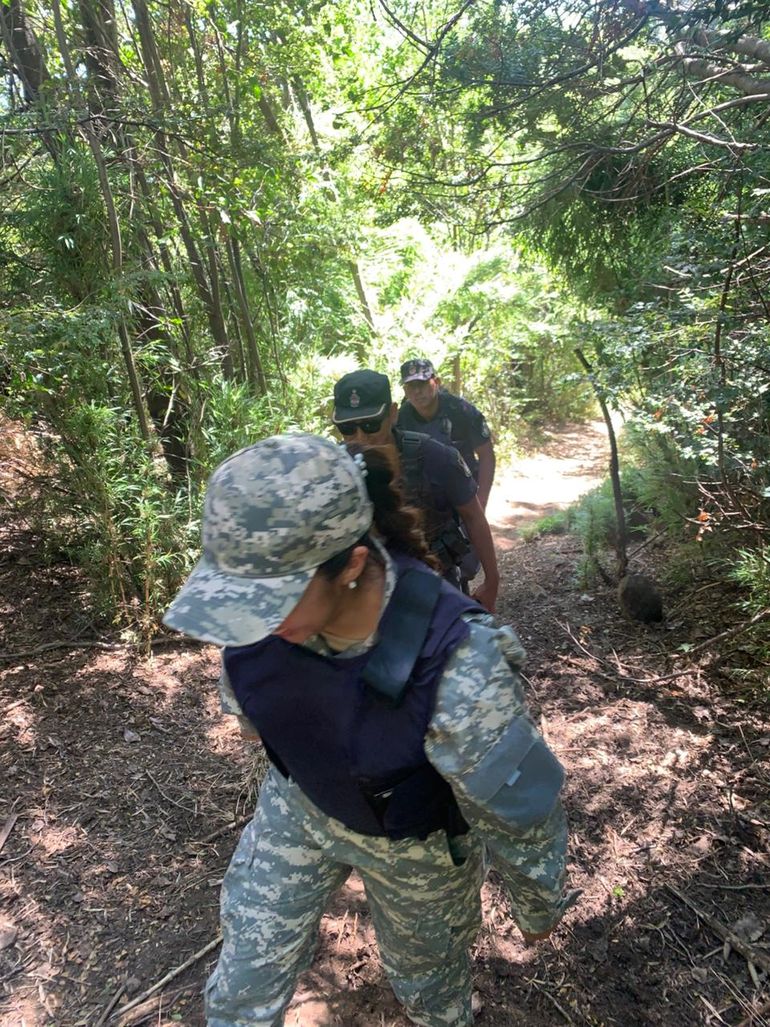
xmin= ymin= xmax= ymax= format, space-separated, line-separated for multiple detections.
xmin=537 ymin=985 xmax=578 ymax=1024
xmin=683 ymin=607 xmax=770 ymax=657
xmin=0 ymin=635 xmax=204 ymax=662
xmin=699 ymin=883 xmax=770 ymax=891
xmin=110 ymin=936 xmax=222 ymax=1021
xmin=0 ymin=813 xmax=19 ymax=855
xmin=666 ymin=884 xmax=770 ymax=975
xmin=200 ymin=816 xmax=250 ymax=844
xmin=737 ymin=997 xmax=770 ymax=1027
xmin=114 ymin=985 xmax=194 ymax=1026
xmin=94 ymin=982 xmax=126 ymax=1027
xmin=558 ymin=622 xmax=689 ymax=686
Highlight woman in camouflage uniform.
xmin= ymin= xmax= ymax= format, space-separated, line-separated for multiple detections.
xmin=164 ymin=434 xmax=574 ymax=1027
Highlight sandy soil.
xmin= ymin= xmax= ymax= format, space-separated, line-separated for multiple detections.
xmin=1 ymin=421 xmax=769 ymax=1027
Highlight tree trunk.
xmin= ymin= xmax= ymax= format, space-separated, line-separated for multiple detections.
xmin=575 ymin=348 xmax=628 ymax=578
xmin=227 ymin=237 xmax=267 ymax=394
xmin=77 ymin=0 xmax=119 ymax=106
xmin=0 ymin=0 xmax=49 ymax=102
xmin=84 ymin=126 xmax=153 ymax=443
xmin=293 ymin=73 xmax=376 ymax=338
xmin=52 ymin=0 xmax=153 ymax=444
xmin=131 ymin=0 xmax=233 ymax=373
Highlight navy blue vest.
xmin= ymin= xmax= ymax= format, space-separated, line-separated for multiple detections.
xmin=224 ymin=553 xmax=478 ymax=839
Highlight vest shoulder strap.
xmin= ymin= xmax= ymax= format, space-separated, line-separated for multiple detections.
xmin=362 ymin=568 xmax=442 ymax=707
xmin=398 ymin=428 xmax=425 ymax=454
xmin=396 ymin=430 xmax=431 ymax=516
xmin=397 ymin=429 xmax=425 ymax=490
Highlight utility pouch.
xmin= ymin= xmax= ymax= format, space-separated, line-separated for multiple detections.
xmin=430 ymin=538 xmax=454 ymax=572
xmin=361 ymin=765 xmax=468 ymax=841
xmin=463 ymin=717 xmax=564 ymax=830
xmin=439 ymin=523 xmax=471 ymax=563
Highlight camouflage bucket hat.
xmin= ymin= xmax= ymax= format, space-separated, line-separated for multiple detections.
xmin=163 ymin=434 xmax=373 ymax=647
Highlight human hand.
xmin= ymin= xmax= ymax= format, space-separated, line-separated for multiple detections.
xmin=471 ymin=579 xmax=498 ymax=614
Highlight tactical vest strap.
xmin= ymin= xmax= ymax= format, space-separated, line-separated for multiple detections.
xmin=362 ymin=568 xmax=442 ymax=707
xmin=395 ymin=428 xmax=457 ymax=559
xmin=397 ymin=429 xmax=425 ymax=496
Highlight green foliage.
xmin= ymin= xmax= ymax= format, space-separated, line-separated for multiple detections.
xmin=363 ymin=230 xmax=595 ymax=450
xmin=194 ymin=365 xmax=337 ymax=474
xmin=1 ymin=302 xmax=116 ymax=419
xmin=621 ymin=427 xmax=703 ymax=535
xmin=519 ymin=510 xmax=569 ymax=542
xmin=433 ymin=253 xmax=596 ymax=434
xmin=8 ymin=146 xmax=110 ymax=303
xmin=561 ymin=461 xmax=665 ymax=582
xmin=570 ymin=488 xmax=617 ymax=582
xmin=3 ymin=0 xmax=770 ymax=642
xmin=33 ymin=403 xmax=198 ymax=632
xmin=379 ymin=242 xmax=422 ymax=307
xmin=731 ymin=547 xmax=770 ymax=613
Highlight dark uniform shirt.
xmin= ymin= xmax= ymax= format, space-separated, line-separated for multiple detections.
xmin=392 ymin=427 xmax=477 ymax=524
xmin=397 ymin=391 xmax=491 ymax=482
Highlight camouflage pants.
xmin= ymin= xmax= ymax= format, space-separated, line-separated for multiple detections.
xmin=205 ymin=768 xmax=485 ymax=1027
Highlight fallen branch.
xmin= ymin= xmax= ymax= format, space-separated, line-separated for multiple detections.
xmin=617 ymin=609 xmax=770 ymax=684
xmin=680 ymin=607 xmax=770 ymax=658
xmin=145 ymin=770 xmax=197 ymax=815
xmin=0 ymin=641 xmax=121 ymax=660
xmin=610 ymin=666 xmax=698 ymax=686
xmin=526 ymin=977 xmax=577 ymax=1024
xmin=115 ymin=985 xmax=195 ymax=1026
xmin=0 ymin=635 xmax=205 ymax=662
xmin=200 ymin=816 xmax=250 ymax=844
xmin=0 ymin=954 xmax=35 ymax=986
xmin=0 ymin=814 xmax=19 ymax=856
xmin=110 ymin=936 xmax=222 ymax=1021
xmin=558 ymin=622 xmax=691 ymax=686
xmin=558 ymin=620 xmax=711 ymax=687
xmin=557 ymin=621 xmax=609 ymax=667
xmin=737 ymin=997 xmax=770 ymax=1027
xmin=699 ymin=883 xmax=770 ymax=891
xmin=666 ymin=884 xmax=770 ymax=975
xmin=559 ymin=598 xmax=770 ymax=688
xmin=94 ymin=982 xmax=126 ymax=1027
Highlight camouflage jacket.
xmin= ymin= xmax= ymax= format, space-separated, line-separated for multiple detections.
xmin=218 ymin=554 xmax=571 ymax=934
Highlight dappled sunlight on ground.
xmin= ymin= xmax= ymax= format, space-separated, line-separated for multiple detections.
xmin=3 ymin=702 xmax=37 ymax=750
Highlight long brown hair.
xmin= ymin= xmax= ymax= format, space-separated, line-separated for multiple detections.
xmin=318 ymin=443 xmax=439 ymax=579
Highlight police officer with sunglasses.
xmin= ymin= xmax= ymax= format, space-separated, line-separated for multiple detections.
xmin=332 ymin=370 xmax=499 ymax=613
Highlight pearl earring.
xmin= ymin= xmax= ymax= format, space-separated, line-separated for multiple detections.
xmin=348 ymin=580 xmax=357 ymax=590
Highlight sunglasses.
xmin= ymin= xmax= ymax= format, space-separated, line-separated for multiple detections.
xmin=337 ymin=418 xmax=384 ymax=436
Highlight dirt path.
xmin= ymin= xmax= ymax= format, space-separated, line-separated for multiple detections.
xmin=1 ymin=423 xmax=768 ymax=1027
xmin=485 ymin=419 xmax=611 ymax=537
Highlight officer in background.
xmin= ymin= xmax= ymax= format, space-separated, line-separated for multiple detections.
xmin=397 ymin=358 xmax=496 ymax=510
xmin=332 ymin=369 xmax=499 ymax=614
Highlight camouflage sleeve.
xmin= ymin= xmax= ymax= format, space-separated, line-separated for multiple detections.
xmin=218 ymin=657 xmax=260 ymax=739
xmin=425 ymin=616 xmax=573 ymax=934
